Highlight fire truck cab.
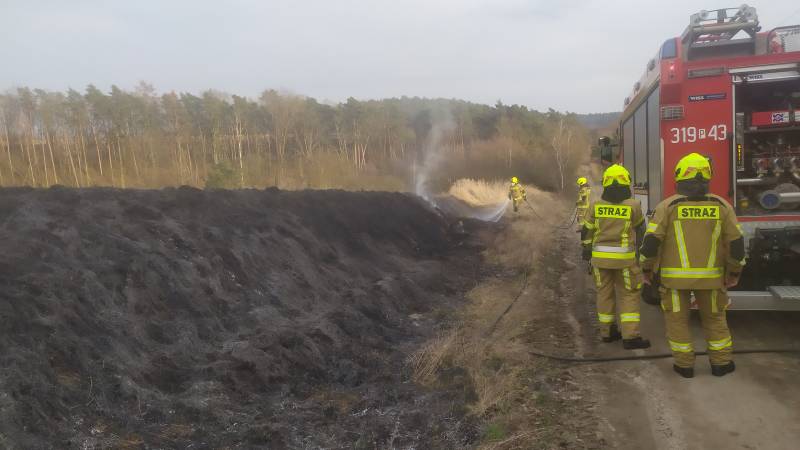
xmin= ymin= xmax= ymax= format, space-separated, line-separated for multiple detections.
xmin=608 ymin=5 xmax=800 ymax=310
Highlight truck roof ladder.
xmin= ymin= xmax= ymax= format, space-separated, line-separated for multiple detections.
xmin=682 ymin=5 xmax=761 ymax=59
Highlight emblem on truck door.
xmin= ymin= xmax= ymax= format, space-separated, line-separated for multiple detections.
xmin=771 ymin=112 xmax=789 ymax=124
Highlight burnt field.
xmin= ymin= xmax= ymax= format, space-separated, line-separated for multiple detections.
xmin=0 ymin=187 xmax=493 ymax=448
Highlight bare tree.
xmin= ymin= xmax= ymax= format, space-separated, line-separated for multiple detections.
xmin=551 ymin=118 xmax=573 ymax=192
xmin=0 ymin=106 xmax=13 ymax=184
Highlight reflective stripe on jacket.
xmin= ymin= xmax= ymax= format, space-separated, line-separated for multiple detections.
xmin=584 ymin=198 xmax=645 ymax=269
xmin=640 ymin=194 xmax=744 ymax=290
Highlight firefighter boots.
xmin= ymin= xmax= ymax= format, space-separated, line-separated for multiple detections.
xmin=602 ymin=325 xmax=622 ymax=343
xmin=673 ymin=364 xmax=695 ymax=379
xmin=623 ymin=337 xmax=651 ymax=349
xmin=711 ymin=361 xmax=736 ymax=377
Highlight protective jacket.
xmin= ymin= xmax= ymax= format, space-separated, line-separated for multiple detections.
xmin=576 ymin=186 xmax=591 ymax=209
xmin=583 ymin=198 xmax=645 ymax=269
xmin=576 ymin=185 xmax=592 ymax=224
xmin=640 ymin=194 xmax=744 ymax=290
xmin=508 ymin=182 xmax=526 ymax=202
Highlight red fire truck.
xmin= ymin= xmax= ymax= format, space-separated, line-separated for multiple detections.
xmin=605 ymin=5 xmax=800 ymax=309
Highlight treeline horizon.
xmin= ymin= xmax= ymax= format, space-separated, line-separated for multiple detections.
xmin=0 ymin=83 xmax=591 ymax=192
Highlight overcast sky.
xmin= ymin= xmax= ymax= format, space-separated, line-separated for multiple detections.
xmin=1 ymin=0 xmax=799 ymax=113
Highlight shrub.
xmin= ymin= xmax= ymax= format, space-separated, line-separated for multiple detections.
xmin=205 ymin=162 xmax=239 ymax=189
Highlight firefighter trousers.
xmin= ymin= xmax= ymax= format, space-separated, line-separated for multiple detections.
xmin=659 ymin=288 xmax=733 ymax=368
xmin=592 ymin=266 xmax=643 ymax=339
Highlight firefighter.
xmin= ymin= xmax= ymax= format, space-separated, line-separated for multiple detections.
xmin=640 ymin=153 xmax=744 ymax=378
xmin=576 ymin=177 xmax=591 ymax=229
xmin=508 ymin=176 xmax=526 ymax=212
xmin=581 ymin=164 xmax=651 ymax=349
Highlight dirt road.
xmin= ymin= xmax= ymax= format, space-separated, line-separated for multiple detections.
xmin=593 ymin=295 xmax=800 ymax=450
xmin=517 ymin=213 xmax=800 ymax=450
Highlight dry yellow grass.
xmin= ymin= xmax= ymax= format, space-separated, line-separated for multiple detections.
xmin=484 ymin=431 xmax=537 ymax=450
xmin=408 ymin=329 xmax=462 ymax=385
xmin=116 ymin=435 xmax=145 ymax=449
xmin=448 ymin=178 xmax=509 ymax=207
xmin=54 ymin=370 xmax=81 ymax=388
xmin=409 ymin=179 xmax=570 ymax=416
xmin=409 ymin=325 xmax=518 ymax=417
xmin=309 ymin=389 xmax=362 ymax=416
xmin=491 ymin=183 xmax=569 ymax=270
xmin=469 ymin=358 xmax=518 ymax=417
xmin=409 ymin=180 xmax=579 ymax=446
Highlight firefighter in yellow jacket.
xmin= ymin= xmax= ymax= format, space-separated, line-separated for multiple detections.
xmin=508 ymin=177 xmax=526 ymax=212
xmin=582 ymin=165 xmax=650 ymax=349
xmin=576 ymin=177 xmax=591 ymax=229
xmin=640 ymin=153 xmax=744 ymax=378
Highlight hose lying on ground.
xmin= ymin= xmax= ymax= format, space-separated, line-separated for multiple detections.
xmin=523 ymin=200 xmax=577 ymax=230
xmin=484 ymin=249 xmax=535 ymax=338
xmin=529 ymin=348 xmax=800 ymax=363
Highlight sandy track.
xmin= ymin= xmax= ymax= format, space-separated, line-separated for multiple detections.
xmin=593 ymin=308 xmax=800 ymax=449
xmin=543 ymin=225 xmax=800 ymax=450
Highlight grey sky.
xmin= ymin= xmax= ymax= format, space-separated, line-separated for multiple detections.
xmin=2 ymin=0 xmax=799 ymax=112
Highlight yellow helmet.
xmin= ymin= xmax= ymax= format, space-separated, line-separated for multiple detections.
xmin=576 ymin=177 xmax=588 ymax=186
xmin=674 ymin=152 xmax=712 ymax=182
xmin=602 ymin=164 xmax=631 ymax=187
xmin=511 ymin=176 xmax=519 ymax=184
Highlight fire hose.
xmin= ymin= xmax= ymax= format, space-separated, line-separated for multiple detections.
xmin=523 ymin=199 xmax=578 ymax=230
xmin=530 ymin=347 xmax=800 ymax=363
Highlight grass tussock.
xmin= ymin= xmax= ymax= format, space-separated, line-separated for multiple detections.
xmin=408 ymin=329 xmax=463 ymax=386
xmin=409 ymin=327 xmax=519 ymax=417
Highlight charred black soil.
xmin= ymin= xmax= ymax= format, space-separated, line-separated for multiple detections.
xmin=0 ymin=186 xmax=492 ymax=448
